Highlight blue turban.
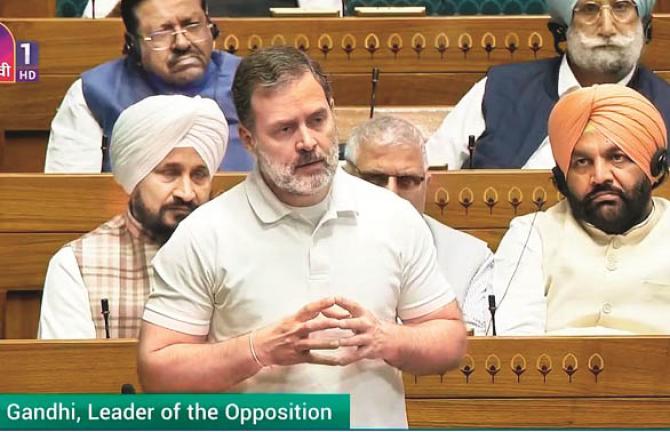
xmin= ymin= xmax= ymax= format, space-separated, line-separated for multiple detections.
xmin=547 ymin=0 xmax=656 ymax=26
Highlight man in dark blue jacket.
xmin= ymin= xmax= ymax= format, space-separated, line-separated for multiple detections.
xmin=46 ymin=0 xmax=252 ymax=172
xmin=426 ymin=0 xmax=670 ymax=170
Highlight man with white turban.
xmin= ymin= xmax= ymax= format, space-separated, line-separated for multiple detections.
xmin=494 ymin=85 xmax=670 ymax=336
xmin=39 ymin=95 xmax=228 ymax=339
xmin=426 ymin=0 xmax=670 ymax=170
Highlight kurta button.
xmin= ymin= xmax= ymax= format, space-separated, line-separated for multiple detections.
xmin=606 ymin=257 xmax=617 ymax=271
xmin=602 ymin=303 xmax=612 ymax=314
xmin=612 ymin=238 xmax=622 ymax=249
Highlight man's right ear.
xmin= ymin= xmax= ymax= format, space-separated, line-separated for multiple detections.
xmin=238 ymin=125 xmax=255 ymax=153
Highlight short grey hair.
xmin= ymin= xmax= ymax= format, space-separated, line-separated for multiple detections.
xmin=345 ymin=116 xmax=428 ymax=168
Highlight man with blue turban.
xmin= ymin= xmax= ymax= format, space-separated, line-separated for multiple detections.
xmin=426 ymin=0 xmax=670 ymax=170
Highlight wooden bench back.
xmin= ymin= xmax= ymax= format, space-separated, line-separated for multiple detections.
xmin=2 ymin=16 xmax=670 ymax=170
xmin=1 ymin=337 xmax=669 ymax=428
xmin=2 ymin=171 xmax=670 ymax=338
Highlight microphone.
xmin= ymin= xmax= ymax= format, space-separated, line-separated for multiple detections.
xmin=369 ymin=67 xmax=380 ymax=119
xmin=488 ymin=294 xmax=497 ymax=336
xmin=121 ymin=384 xmax=136 ymax=394
xmin=467 ymin=135 xmax=477 ymax=169
xmin=101 ymin=298 xmax=111 ymax=339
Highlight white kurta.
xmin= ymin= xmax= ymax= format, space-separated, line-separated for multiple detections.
xmin=424 ymin=215 xmax=493 ymax=334
xmin=38 ymin=246 xmax=96 ymax=339
xmin=494 ymin=198 xmax=670 ymax=335
xmin=425 ymin=55 xmax=636 ymax=170
xmin=144 ymin=167 xmax=455 ymax=428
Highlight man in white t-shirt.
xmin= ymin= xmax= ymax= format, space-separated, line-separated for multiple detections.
xmin=138 ymin=46 xmax=466 ymax=429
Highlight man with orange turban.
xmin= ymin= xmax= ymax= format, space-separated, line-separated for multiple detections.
xmin=493 ymin=85 xmax=670 ymax=336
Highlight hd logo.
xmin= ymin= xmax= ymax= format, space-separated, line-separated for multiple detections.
xmin=0 ymin=22 xmax=39 ymax=84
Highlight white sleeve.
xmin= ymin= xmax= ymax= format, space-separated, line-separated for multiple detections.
xmin=81 ymin=0 xmax=119 ymax=18
xmin=492 ymin=215 xmax=547 ymax=335
xmin=45 ymin=79 xmax=104 ymax=173
xmin=398 ymin=210 xmax=456 ymax=321
xmin=38 ymin=247 xmax=96 ymax=339
xmin=143 ymin=223 xmax=218 ymax=336
xmin=462 ymin=249 xmax=493 ymax=335
xmin=425 ymin=77 xmax=487 ymax=170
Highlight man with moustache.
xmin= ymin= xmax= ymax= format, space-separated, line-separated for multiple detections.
xmin=494 ymin=85 xmax=670 ymax=335
xmin=46 ymin=0 xmax=251 ymax=173
xmin=39 ymin=95 xmax=228 ymax=339
xmin=138 ymin=47 xmax=467 ymax=429
xmin=345 ymin=116 xmax=493 ymax=335
xmin=426 ymin=0 xmax=670 ymax=170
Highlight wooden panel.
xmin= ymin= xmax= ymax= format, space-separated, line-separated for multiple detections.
xmin=0 ymin=174 xmax=244 ymax=232
xmin=3 ymin=171 xmax=670 ymax=232
xmin=425 ymin=170 xmax=670 ymax=229
xmin=336 ymin=105 xmax=450 ymax=139
xmin=403 ymin=337 xmax=670 ymax=398
xmin=0 ymin=233 xmax=80 ymax=291
xmin=0 ymin=339 xmax=140 ymax=393
xmin=406 ymin=398 xmax=670 ymax=428
xmin=332 ymin=72 xmax=482 ymax=106
xmin=5 ymin=291 xmax=41 ymax=339
xmin=0 ymin=75 xmax=75 ymax=130
xmin=2 ymin=131 xmax=48 ymax=172
xmin=2 ymin=338 xmax=670 ymax=428
xmin=0 ymin=291 xmax=6 ymax=339
xmin=0 ymin=0 xmax=56 ymax=17
xmin=658 ymin=0 xmax=670 ymax=13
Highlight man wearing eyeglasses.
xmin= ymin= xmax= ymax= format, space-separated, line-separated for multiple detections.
xmin=344 ymin=116 xmax=493 ymax=335
xmin=45 ymin=0 xmax=252 ymax=173
xmin=426 ymin=0 xmax=670 ymax=170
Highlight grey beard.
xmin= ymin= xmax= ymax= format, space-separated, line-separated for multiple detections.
xmin=256 ymin=142 xmax=339 ymax=197
xmin=566 ymin=21 xmax=644 ymax=80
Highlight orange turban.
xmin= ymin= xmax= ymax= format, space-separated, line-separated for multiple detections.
xmin=548 ymin=85 xmax=668 ymax=182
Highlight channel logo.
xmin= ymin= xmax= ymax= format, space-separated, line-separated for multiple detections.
xmin=0 ymin=22 xmax=39 ymax=84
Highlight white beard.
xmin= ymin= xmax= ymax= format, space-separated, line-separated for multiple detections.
xmin=566 ymin=20 xmax=644 ymax=80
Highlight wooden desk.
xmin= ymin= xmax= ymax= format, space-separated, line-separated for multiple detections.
xmin=1 ymin=337 xmax=669 ymax=428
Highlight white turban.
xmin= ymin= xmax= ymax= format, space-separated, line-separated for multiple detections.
xmin=547 ymin=0 xmax=656 ymax=26
xmin=110 ymin=95 xmax=228 ymax=194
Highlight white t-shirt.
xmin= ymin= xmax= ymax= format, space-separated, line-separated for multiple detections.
xmin=425 ymin=55 xmax=636 ymax=170
xmin=144 ymin=167 xmax=455 ymax=428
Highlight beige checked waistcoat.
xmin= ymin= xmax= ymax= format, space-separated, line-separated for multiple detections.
xmin=69 ymin=211 xmax=159 ymax=338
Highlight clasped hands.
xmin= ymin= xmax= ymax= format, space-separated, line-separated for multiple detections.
xmin=252 ymin=296 xmax=398 ymax=368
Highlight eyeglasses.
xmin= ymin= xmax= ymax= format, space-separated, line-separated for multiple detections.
xmin=142 ymin=22 xmax=212 ymax=51
xmin=347 ymin=160 xmax=425 ymax=190
xmin=573 ymin=1 xmax=638 ymax=25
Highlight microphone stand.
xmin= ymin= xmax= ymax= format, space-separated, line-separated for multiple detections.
xmin=488 ymin=295 xmax=497 ymax=336
xmin=92 ymin=0 xmax=96 ymax=19
xmin=467 ymin=135 xmax=476 ymax=169
xmin=101 ymin=298 xmax=111 ymax=339
xmin=369 ymin=67 xmax=380 ymax=119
